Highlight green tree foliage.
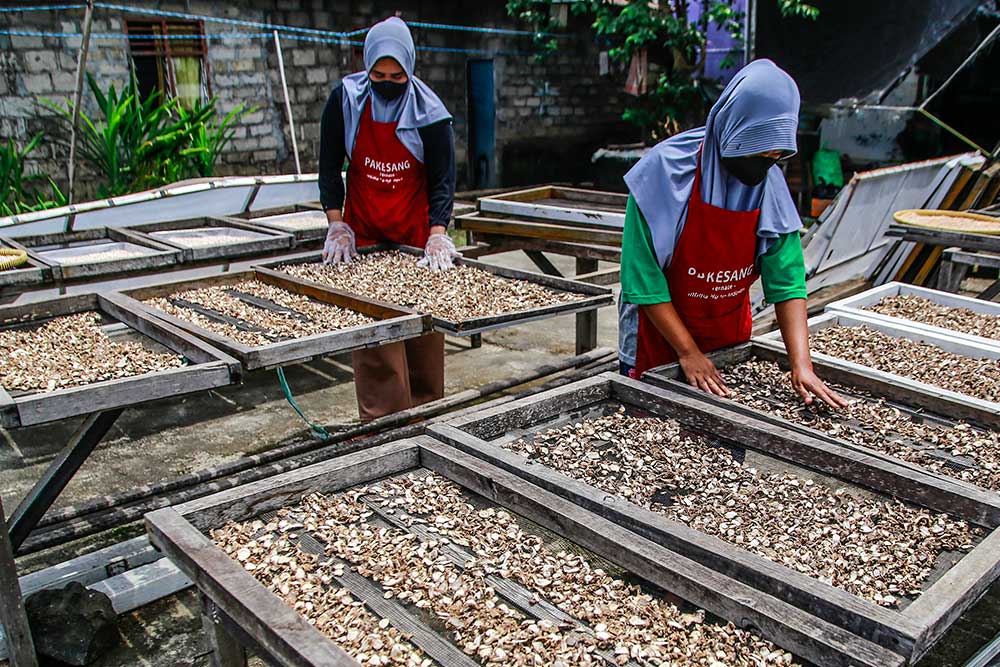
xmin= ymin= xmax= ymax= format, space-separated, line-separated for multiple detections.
xmin=0 ymin=134 xmax=67 ymax=217
xmin=507 ymin=0 xmax=818 ymax=142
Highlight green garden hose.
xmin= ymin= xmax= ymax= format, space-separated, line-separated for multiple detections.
xmin=0 ymin=248 xmax=28 ymax=271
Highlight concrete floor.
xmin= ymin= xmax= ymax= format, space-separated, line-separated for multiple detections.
xmin=3 ymin=251 xmax=1000 ymax=666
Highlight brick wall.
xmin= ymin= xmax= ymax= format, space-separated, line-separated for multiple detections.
xmin=0 ymin=0 xmax=629 ymax=199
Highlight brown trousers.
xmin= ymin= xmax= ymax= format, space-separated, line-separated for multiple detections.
xmin=351 ymin=333 xmax=445 ymax=422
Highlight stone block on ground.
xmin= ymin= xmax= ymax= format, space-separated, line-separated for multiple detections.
xmin=25 ymin=582 xmax=119 ymax=665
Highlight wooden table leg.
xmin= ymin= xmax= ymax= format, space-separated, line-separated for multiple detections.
xmin=201 ymin=597 xmax=246 ymax=667
xmin=0 ymin=499 xmax=38 ymax=667
xmin=575 ymin=258 xmax=600 ymax=354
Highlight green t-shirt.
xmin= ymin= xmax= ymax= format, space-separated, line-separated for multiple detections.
xmin=620 ymin=194 xmax=806 ymax=305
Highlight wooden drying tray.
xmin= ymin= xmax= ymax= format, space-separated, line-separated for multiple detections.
xmin=124 ymin=217 xmax=294 ymax=263
xmin=478 ymin=185 xmax=627 ymax=228
xmin=255 ymin=244 xmax=614 ymax=336
xmin=428 ymin=373 xmax=1000 ymax=665
xmin=0 ymin=237 xmax=50 ymax=290
xmin=455 ymin=212 xmax=624 ymax=246
xmin=754 ymin=311 xmax=1000 ymax=428
xmin=219 ymin=206 xmax=329 ymax=243
xmin=1 ymin=228 xmax=182 ymax=281
xmin=894 ymin=209 xmax=1000 ymax=235
xmin=886 ymin=223 xmax=1000 ymax=254
xmin=117 ymin=267 xmax=431 ymax=371
xmin=0 ymin=292 xmax=240 ymax=428
xmin=642 ymin=340 xmax=1000 ymax=499
xmin=825 ymin=281 xmax=1000 ymax=353
xmin=145 ymin=436 xmax=901 ymax=667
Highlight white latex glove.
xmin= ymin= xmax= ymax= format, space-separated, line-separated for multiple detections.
xmin=322 ymin=221 xmax=357 ymax=265
xmin=417 ymin=232 xmax=461 ymax=271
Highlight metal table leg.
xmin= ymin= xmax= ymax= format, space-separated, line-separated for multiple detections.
xmin=7 ymin=408 xmax=125 ymax=553
xmin=575 ymin=258 xmax=599 ymax=354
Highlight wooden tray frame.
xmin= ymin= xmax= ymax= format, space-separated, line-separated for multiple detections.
xmin=428 ymin=373 xmax=1000 ymax=664
xmin=455 ymin=212 xmax=624 ymax=246
xmin=0 ymin=238 xmax=50 ymax=290
xmin=825 ymin=281 xmax=1000 ymax=351
xmin=886 ymin=223 xmax=1000 ymax=254
xmin=643 ymin=340 xmax=1000 ymax=500
xmin=2 ymin=228 xmax=183 ymax=281
xmin=478 ymin=185 xmax=627 ymax=228
xmin=754 ymin=311 xmax=1000 ymax=427
xmin=146 ymin=436 xmax=902 ymax=667
xmin=0 ymin=292 xmax=240 ymax=428
xmin=255 ymin=244 xmax=614 ymax=336
xmin=125 ymin=217 xmax=294 ymax=263
xmin=222 ymin=208 xmax=329 ymax=243
xmin=116 ymin=267 xmax=432 ymax=371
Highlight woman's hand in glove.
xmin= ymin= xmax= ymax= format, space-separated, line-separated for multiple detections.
xmin=418 ymin=231 xmax=461 ymax=271
xmin=322 ymin=221 xmax=357 ymax=265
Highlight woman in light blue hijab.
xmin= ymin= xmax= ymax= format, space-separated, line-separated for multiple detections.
xmin=619 ymin=59 xmax=846 ymax=409
xmin=318 ymin=17 xmax=458 ymax=422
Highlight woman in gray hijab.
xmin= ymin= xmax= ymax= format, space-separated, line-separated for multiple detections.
xmin=318 ymin=16 xmax=456 ymax=421
xmin=619 ymin=60 xmax=845 ymax=409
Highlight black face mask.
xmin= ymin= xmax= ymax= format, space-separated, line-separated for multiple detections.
xmin=721 ymin=156 xmax=777 ymax=186
xmin=371 ymin=80 xmax=407 ymax=102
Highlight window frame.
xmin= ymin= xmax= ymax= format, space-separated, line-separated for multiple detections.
xmin=124 ymin=18 xmax=213 ymax=102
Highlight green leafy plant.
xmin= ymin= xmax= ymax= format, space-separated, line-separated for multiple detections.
xmin=0 ymin=133 xmax=67 ymax=216
xmin=179 ymin=101 xmax=252 ymax=178
xmin=507 ymin=0 xmax=819 ymax=142
xmin=43 ymin=73 xmax=254 ymax=197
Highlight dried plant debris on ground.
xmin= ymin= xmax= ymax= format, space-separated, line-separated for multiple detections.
xmin=503 ymin=408 xmax=978 ymax=607
xmin=279 ymin=251 xmax=581 ymax=321
xmin=0 ymin=312 xmax=183 ymax=393
xmin=811 ymin=324 xmax=1000 ymax=403
xmin=145 ymin=279 xmax=374 ymax=347
xmin=213 ymin=473 xmax=795 ymax=666
xmin=723 ymin=358 xmax=1000 ymax=492
xmin=866 ymin=294 xmax=1000 ymax=341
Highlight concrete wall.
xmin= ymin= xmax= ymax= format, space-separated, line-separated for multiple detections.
xmin=0 ymin=1 xmax=628 ymax=199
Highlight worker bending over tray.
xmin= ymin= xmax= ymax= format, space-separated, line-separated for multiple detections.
xmin=618 ymin=59 xmax=846 ymax=409
xmin=319 ymin=16 xmax=457 ymax=421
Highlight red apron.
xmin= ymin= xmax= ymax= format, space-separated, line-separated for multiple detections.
xmin=633 ymin=157 xmax=761 ymax=377
xmin=344 ymin=101 xmax=430 ymax=248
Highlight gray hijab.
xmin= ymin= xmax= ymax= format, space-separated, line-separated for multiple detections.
xmin=341 ymin=17 xmax=453 ymax=163
xmin=623 ymin=59 xmax=803 ymax=269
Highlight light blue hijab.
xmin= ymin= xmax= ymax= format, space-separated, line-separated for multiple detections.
xmin=341 ymin=17 xmax=452 ymax=163
xmin=623 ymin=59 xmax=803 ymax=269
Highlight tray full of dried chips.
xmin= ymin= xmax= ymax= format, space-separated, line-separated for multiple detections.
xmin=644 ymin=340 xmax=1000 ymax=502
xmin=825 ymin=282 xmax=1000 ymax=351
xmin=429 ymin=373 xmax=1000 ymax=665
xmin=0 ymin=292 xmax=239 ymax=428
xmin=145 ymin=436 xmax=905 ymax=667
xmin=257 ymin=245 xmax=613 ymax=335
xmin=754 ymin=311 xmax=1000 ymax=423
xmin=125 ymin=217 xmax=293 ymax=262
xmin=117 ymin=267 xmax=431 ymax=370
xmin=1 ymin=227 xmax=182 ymax=281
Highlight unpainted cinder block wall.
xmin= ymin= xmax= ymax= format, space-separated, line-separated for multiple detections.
xmin=0 ymin=0 xmax=629 ymax=200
